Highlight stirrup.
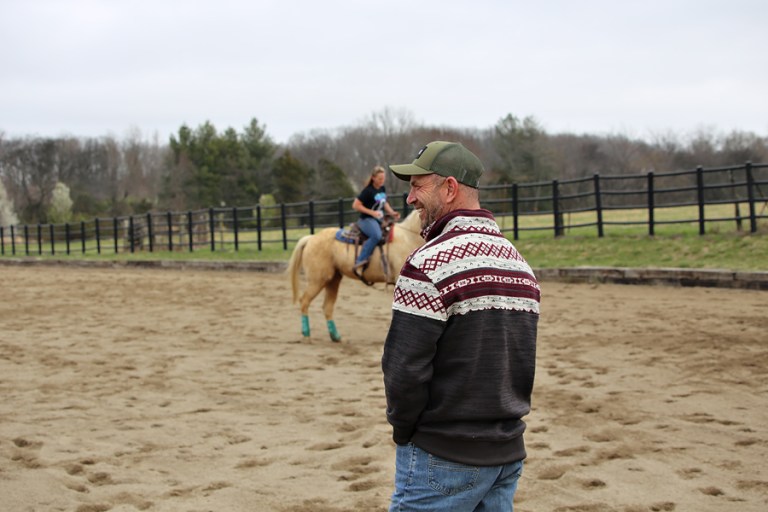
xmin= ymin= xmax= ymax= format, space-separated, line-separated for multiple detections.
xmin=353 ymin=260 xmax=368 ymax=278
xmin=353 ymin=261 xmax=374 ymax=286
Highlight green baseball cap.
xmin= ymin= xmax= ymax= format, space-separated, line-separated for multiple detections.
xmin=389 ymin=141 xmax=484 ymax=188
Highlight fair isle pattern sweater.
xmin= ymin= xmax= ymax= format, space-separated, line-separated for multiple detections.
xmin=382 ymin=209 xmax=540 ymax=466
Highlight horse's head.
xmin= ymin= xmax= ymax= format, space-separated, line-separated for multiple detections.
xmin=398 ymin=210 xmax=421 ymax=231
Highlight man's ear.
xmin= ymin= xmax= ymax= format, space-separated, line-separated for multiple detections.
xmin=445 ymin=177 xmax=460 ymax=201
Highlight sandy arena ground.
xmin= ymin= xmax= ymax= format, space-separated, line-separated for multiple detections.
xmin=0 ymin=265 xmax=766 ymax=511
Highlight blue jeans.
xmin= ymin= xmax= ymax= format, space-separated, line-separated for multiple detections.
xmin=389 ymin=443 xmax=523 ymax=512
xmin=356 ymin=217 xmax=382 ymax=264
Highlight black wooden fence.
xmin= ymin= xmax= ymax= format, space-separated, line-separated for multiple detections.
xmin=1 ymin=161 xmax=766 ymax=257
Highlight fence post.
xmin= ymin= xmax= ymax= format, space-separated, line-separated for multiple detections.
xmin=512 ymin=184 xmax=519 ymax=241
xmin=128 ymin=216 xmax=135 ymax=253
xmin=166 ymin=212 xmax=173 ymax=251
xmin=696 ymin=166 xmax=706 ymax=235
xmin=309 ymin=200 xmax=315 ymax=234
xmin=95 ymin=218 xmax=101 ymax=254
xmin=281 ymin=203 xmax=288 ymax=250
xmin=80 ymin=221 xmax=86 ymax=254
xmin=746 ymin=161 xmax=757 ymax=233
xmin=0 ymin=226 xmax=4 ymax=255
xmin=401 ymin=192 xmax=409 ymax=218
xmin=24 ymin=225 xmax=30 ymax=255
xmin=65 ymin=223 xmax=71 ymax=255
xmin=50 ymin=224 xmax=56 ymax=255
xmin=593 ymin=174 xmax=604 ymax=238
xmin=147 ymin=212 xmax=154 ymax=253
xmin=257 ymin=205 xmax=263 ymax=251
xmin=647 ymin=172 xmax=655 ymax=236
xmin=552 ymin=180 xmax=562 ymax=237
xmin=338 ymin=198 xmax=345 ymax=228
xmin=232 ymin=207 xmax=239 ymax=251
xmin=37 ymin=224 xmax=42 ymax=255
xmin=113 ymin=217 xmax=118 ymax=253
xmin=209 ymin=208 xmax=216 ymax=252
xmin=187 ymin=211 xmax=194 ymax=252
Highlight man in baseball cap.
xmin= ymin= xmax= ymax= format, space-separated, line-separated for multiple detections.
xmin=383 ymin=140 xmax=539 ymax=511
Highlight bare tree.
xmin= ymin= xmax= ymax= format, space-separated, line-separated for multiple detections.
xmin=123 ymin=128 xmax=151 ymax=201
xmin=287 ymin=107 xmax=422 ymax=195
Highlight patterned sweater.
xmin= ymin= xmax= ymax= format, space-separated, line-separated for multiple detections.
xmin=382 ymin=208 xmax=540 ymax=466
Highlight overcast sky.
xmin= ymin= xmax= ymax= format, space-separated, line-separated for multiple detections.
xmin=2 ymin=0 xmax=766 ymax=144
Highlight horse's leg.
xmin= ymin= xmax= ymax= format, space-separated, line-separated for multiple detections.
xmin=299 ymin=279 xmax=328 ymax=339
xmin=322 ymin=273 xmax=343 ymax=342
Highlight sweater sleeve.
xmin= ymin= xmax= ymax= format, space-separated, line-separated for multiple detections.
xmin=382 ymin=309 xmax=445 ymax=445
xmin=382 ymin=259 xmax=447 ymax=445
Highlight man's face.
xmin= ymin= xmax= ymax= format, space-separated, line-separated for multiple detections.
xmin=406 ymin=174 xmax=447 ymax=230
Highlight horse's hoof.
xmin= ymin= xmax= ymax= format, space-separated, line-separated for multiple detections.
xmin=327 ymin=320 xmax=341 ymax=342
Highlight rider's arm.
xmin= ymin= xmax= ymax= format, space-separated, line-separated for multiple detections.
xmin=352 ymin=198 xmax=383 ymax=218
xmin=384 ymin=201 xmax=400 ymax=219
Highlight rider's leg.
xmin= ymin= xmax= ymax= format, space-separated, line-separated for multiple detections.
xmin=355 ymin=217 xmax=382 ymax=266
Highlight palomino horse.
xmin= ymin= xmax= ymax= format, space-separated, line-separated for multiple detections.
xmin=288 ymin=210 xmax=423 ymax=341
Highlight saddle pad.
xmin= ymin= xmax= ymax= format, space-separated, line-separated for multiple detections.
xmin=334 ymin=222 xmax=394 ymax=245
xmin=335 ymin=228 xmax=358 ymax=244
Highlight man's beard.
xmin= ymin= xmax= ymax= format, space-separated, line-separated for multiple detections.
xmin=419 ymin=203 xmax=444 ymax=230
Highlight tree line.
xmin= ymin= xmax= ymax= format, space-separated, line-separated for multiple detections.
xmin=1 ymin=107 xmax=766 ymax=228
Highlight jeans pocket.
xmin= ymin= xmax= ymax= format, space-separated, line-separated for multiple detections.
xmin=427 ymin=455 xmax=479 ymax=496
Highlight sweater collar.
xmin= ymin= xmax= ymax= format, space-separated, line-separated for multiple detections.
xmin=421 ymin=209 xmax=496 ymax=241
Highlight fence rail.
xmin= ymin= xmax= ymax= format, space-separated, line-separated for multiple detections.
xmin=1 ymin=162 xmax=766 ymax=257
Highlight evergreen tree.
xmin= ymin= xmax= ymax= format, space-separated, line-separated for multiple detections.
xmin=492 ymin=114 xmax=554 ymax=183
xmin=312 ymin=158 xmax=355 ymax=200
xmin=272 ymin=150 xmax=312 ymax=204
xmin=166 ymin=118 xmax=276 ymax=209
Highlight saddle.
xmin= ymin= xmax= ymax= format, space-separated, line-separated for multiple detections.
xmin=335 ymin=215 xmax=396 ymax=285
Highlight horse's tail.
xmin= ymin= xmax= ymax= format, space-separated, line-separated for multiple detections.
xmin=288 ymin=235 xmax=311 ymax=303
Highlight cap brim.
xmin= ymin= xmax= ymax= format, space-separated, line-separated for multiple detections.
xmin=389 ymin=163 xmax=433 ymax=181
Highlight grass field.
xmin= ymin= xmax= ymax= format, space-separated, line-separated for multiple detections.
xmin=2 ymin=203 xmax=766 ymax=271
